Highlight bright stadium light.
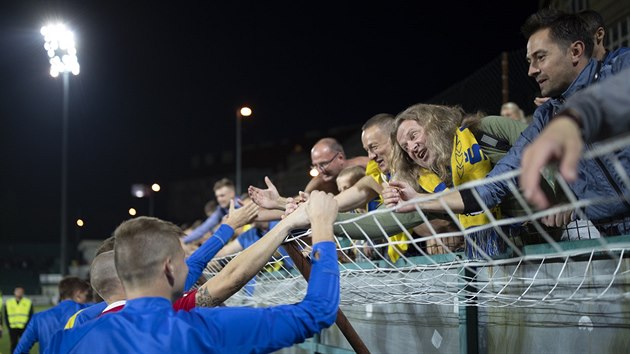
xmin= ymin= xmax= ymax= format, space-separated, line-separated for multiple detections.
xmin=240 ymin=106 xmax=252 ymax=117
xmin=76 ymin=219 xmax=84 ymax=227
xmin=41 ymin=23 xmax=80 ymax=77
xmin=151 ymin=183 xmax=161 ymax=192
xmin=129 ymin=208 xmax=137 ymax=216
xmin=309 ymin=167 xmax=319 ymax=177
xmin=42 ymin=22 xmax=80 ymax=276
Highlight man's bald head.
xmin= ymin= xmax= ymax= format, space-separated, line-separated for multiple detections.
xmin=310 ymin=138 xmax=346 ymax=182
xmin=90 ymin=251 xmax=125 ymax=304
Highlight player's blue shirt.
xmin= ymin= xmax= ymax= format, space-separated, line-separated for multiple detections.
xmin=69 ymin=224 xmax=236 ymax=329
xmin=46 ymin=242 xmax=340 ymax=354
xmin=14 ymin=300 xmax=89 ymax=354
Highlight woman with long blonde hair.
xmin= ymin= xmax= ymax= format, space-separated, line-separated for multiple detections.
xmin=384 ymin=103 xmax=528 ymax=259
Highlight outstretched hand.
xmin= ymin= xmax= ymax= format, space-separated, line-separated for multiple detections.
xmin=381 ymin=180 xmax=419 ymax=213
xmin=521 ymin=117 xmax=582 ymax=210
xmin=248 ymin=176 xmax=283 ymax=210
xmin=225 ymin=200 xmax=258 ymax=230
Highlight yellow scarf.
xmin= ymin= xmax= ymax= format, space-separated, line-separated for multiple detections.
xmin=366 ymin=160 xmax=410 ymax=263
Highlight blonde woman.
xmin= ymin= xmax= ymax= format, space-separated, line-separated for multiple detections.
xmin=383 ymin=103 xmax=528 ymax=259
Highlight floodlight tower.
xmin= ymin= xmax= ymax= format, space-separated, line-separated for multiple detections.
xmin=41 ymin=23 xmax=80 ymax=276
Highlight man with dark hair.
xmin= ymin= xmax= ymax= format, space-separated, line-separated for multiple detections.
xmin=47 ymin=192 xmax=341 ymax=354
xmin=14 ymin=277 xmax=89 ymax=353
xmin=384 ymin=9 xmax=630 ymax=235
xmin=522 ymin=67 xmax=630 ymax=209
xmin=2 ymin=286 xmax=33 ymax=352
xmin=577 ymin=9 xmax=607 ymax=61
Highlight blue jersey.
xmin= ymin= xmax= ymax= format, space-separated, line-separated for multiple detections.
xmin=67 ymin=302 xmax=107 ymax=329
xmin=14 ymin=300 xmax=89 ymax=354
xmin=185 ymin=224 xmax=235 ymax=290
xmin=46 ymin=242 xmax=339 ymax=354
xmin=66 ymin=224 xmax=236 ymax=330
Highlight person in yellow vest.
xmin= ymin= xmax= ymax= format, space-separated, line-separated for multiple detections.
xmin=2 ymin=286 xmax=33 ymax=353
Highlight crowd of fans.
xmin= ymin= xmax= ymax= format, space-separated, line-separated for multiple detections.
xmin=1 ymin=7 xmax=629 ymax=353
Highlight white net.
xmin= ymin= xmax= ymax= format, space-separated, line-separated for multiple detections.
xmin=200 ymin=135 xmax=630 ymax=309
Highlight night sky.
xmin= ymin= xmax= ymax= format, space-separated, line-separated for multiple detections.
xmin=0 ymin=1 xmax=538 ymax=244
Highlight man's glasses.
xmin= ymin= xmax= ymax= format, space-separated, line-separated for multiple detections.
xmin=311 ymin=152 xmax=340 ymax=172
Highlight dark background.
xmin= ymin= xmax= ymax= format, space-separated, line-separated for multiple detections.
xmin=0 ymin=1 xmax=538 ymax=244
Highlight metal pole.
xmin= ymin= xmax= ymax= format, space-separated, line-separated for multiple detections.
xmin=149 ymin=193 xmax=155 ymax=217
xmin=501 ymin=51 xmax=509 ymax=103
xmin=60 ymin=72 xmax=69 ymax=276
xmin=236 ymin=110 xmax=242 ymax=195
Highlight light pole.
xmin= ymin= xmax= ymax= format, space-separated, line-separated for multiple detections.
xmin=42 ymin=23 xmax=80 ymax=276
xmin=236 ymin=106 xmax=252 ymax=195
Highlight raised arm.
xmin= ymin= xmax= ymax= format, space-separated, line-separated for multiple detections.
xmin=197 ymin=191 xmax=340 ymax=353
xmin=184 ymin=201 xmax=258 ymax=290
xmin=334 ymin=175 xmax=381 ymax=212
xmin=248 ymin=176 xmax=288 ymax=211
xmin=182 ymin=207 xmax=226 ymax=244
xmin=195 ymin=199 xmax=311 ymax=306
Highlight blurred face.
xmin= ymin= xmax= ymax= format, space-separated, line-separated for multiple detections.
xmin=500 ymin=107 xmax=519 ymax=120
xmin=73 ymin=289 xmax=89 ymax=304
xmin=396 ymin=119 xmax=434 ymax=169
xmin=336 ymin=174 xmax=355 ymax=192
xmin=527 ymin=28 xmax=580 ymax=98
xmin=311 ymin=148 xmax=344 ymax=182
xmin=362 ymin=125 xmax=392 ymax=173
xmin=14 ymin=287 xmax=25 ymax=298
xmin=215 ymin=186 xmax=235 ymax=209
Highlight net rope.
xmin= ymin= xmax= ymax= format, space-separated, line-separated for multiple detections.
xmin=198 ymin=135 xmax=630 ymax=308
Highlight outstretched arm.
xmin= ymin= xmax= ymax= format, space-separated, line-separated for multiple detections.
xmin=382 ymin=180 xmax=465 ymax=214
xmin=334 ymin=175 xmax=381 ymax=212
xmin=248 ymin=176 xmax=288 ymax=211
xmin=196 ymin=200 xmax=311 ymax=306
xmin=198 ymin=192 xmax=340 ymax=353
xmin=185 ymin=201 xmax=258 ymax=291
xmin=182 ymin=207 xmax=226 ymax=244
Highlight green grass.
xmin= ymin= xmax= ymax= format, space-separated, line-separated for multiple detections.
xmin=1 ymin=305 xmax=51 ymax=354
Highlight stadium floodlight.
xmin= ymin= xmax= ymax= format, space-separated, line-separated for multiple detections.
xmin=41 ymin=23 xmax=80 ymax=77
xmin=41 ymin=22 xmax=80 ymax=276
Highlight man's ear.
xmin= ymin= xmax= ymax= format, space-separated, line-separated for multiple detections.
xmin=164 ymin=259 xmax=175 ymax=287
xmin=595 ymin=27 xmax=605 ymax=44
xmin=570 ymin=40 xmax=586 ymax=65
